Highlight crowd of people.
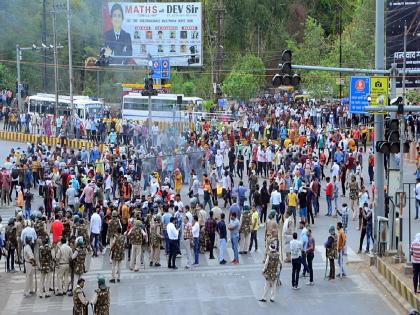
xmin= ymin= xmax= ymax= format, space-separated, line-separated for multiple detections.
xmin=0 ymin=95 xmax=419 ymax=313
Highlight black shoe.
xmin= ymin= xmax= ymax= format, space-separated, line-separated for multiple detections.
xmin=270 ymin=299 xmax=275 ymax=302
xmin=155 ymin=263 xmax=161 ymax=267
xmin=172 ymin=266 xmax=178 ymax=270
xmin=259 ymin=299 xmax=267 ymax=302
xmin=117 ymin=279 xmax=120 ymax=283
xmin=149 ymin=262 xmax=153 ymax=267
xmin=110 ymin=279 xmax=116 ymax=283
xmin=209 ymin=256 xmax=215 ymax=259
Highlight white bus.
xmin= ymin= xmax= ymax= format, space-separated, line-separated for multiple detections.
xmin=27 ymin=94 xmax=104 ymax=120
xmin=122 ymin=93 xmax=204 ymax=121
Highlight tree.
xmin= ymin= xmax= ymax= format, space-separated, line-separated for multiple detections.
xmin=222 ymin=54 xmax=265 ymax=100
xmin=182 ymin=81 xmax=196 ymax=96
xmin=0 ymin=64 xmax=15 ymax=89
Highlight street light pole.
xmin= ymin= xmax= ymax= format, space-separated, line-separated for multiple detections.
xmin=400 ymin=23 xmax=407 ymax=192
xmin=67 ymin=0 xmax=74 ymax=136
xmin=147 ymin=55 xmax=152 ymax=138
xmin=52 ymin=1 xmax=59 ymax=118
xmin=16 ymin=45 xmax=22 ymax=112
xmin=373 ymin=0 xmax=385 ymax=249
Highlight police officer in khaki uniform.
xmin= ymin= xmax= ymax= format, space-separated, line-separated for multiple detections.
xmin=55 ymin=237 xmax=73 ymax=296
xmin=72 ymin=237 xmax=87 ymax=286
xmin=73 ymin=278 xmax=89 ymax=315
xmin=259 ymin=242 xmax=281 ymax=302
xmin=23 ymin=236 xmax=36 ymax=297
xmin=239 ymin=203 xmax=252 ymax=253
xmin=150 ymin=214 xmax=163 ymax=267
xmin=33 ymin=211 xmax=46 ymax=265
xmin=110 ymin=227 xmax=125 ymax=283
xmin=264 ymin=211 xmax=279 ymax=262
xmin=107 ymin=210 xmax=122 ymax=263
xmin=127 ymin=220 xmax=146 ymax=271
xmin=38 ymin=236 xmax=53 ymax=298
xmin=92 ymin=275 xmax=110 ymax=315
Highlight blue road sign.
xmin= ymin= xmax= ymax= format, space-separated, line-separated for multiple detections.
xmin=161 ymin=58 xmax=170 ymax=79
xmin=152 ymin=59 xmax=161 ymax=79
xmin=349 ymin=76 xmax=370 ymax=114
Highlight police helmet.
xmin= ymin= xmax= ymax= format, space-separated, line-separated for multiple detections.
xmin=97 ymin=275 xmax=106 ymax=289
xmin=76 ymin=237 xmax=84 ymax=247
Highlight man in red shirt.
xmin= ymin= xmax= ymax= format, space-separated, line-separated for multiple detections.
xmin=325 ymin=177 xmax=333 ymax=216
xmin=50 ymin=214 xmax=64 ymax=243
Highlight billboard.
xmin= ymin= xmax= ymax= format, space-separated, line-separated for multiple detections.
xmin=102 ymin=2 xmax=202 ymax=67
xmin=386 ymin=0 xmax=420 ymax=88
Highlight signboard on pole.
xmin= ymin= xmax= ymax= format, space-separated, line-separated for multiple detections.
xmin=102 ymin=2 xmax=202 ymax=67
xmin=349 ymin=76 xmax=370 ymax=114
xmin=151 ymin=58 xmax=170 ymax=79
xmin=370 ymin=76 xmax=389 ymax=107
xmin=151 ymin=59 xmax=161 ymax=79
xmin=161 ymin=58 xmax=170 ymax=79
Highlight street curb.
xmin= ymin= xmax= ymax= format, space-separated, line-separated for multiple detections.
xmin=370 ymin=266 xmax=413 ymax=312
xmin=0 ymin=131 xmax=105 ymax=151
xmin=376 ymin=257 xmax=419 ymax=311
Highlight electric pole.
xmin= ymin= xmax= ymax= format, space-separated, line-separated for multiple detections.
xmin=337 ymin=1 xmax=342 ymax=98
xmin=67 ymin=0 xmax=74 ymax=136
xmin=213 ymin=0 xmax=225 ymax=99
xmin=52 ymin=0 xmax=59 ymax=118
xmin=373 ymin=0 xmax=385 ymax=249
xmin=42 ymin=0 xmax=48 ymax=90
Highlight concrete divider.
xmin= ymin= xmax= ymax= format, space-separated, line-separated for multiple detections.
xmin=376 ymin=257 xmax=419 ymax=310
xmin=0 ymin=131 xmax=104 ymax=150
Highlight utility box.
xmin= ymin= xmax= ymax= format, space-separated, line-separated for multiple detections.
xmin=377 ymin=216 xmax=388 ymax=256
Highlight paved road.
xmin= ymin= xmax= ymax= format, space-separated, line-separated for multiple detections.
xmin=0 ymin=140 xmax=411 ymax=314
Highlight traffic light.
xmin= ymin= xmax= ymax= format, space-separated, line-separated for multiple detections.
xmin=386 ymin=119 xmax=401 ymax=154
xmin=376 ymin=118 xmax=410 ymax=154
xmin=272 ymin=49 xmax=300 ymax=87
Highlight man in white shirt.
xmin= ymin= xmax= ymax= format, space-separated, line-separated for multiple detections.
xmin=90 ymin=207 xmax=102 ymax=257
xmin=290 ymin=232 xmax=303 ymax=289
xmin=415 ymin=178 xmax=420 ymax=220
xmin=174 ymin=194 xmax=184 ymax=211
xmin=151 ymin=123 xmax=159 ymax=147
xmin=66 ymin=185 xmax=77 ymax=209
xmin=215 ymin=150 xmax=224 ymax=180
xmin=167 ymin=217 xmax=179 ymax=269
xmin=270 ymin=186 xmax=282 ymax=222
xmin=192 ymin=215 xmax=200 ymax=266
xmin=331 ymin=161 xmax=340 ymax=178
